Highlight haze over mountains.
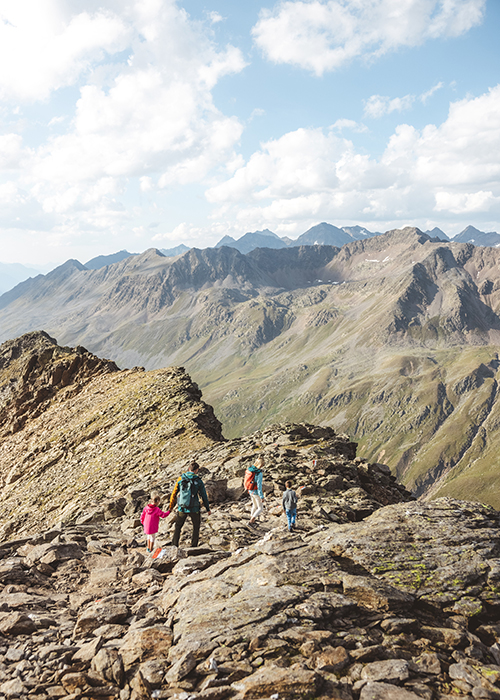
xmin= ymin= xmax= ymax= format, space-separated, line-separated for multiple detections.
xmin=66 ymin=222 xmax=500 ymax=272
xmin=2 ymin=226 xmax=500 ymax=507
xmin=1 ymin=221 xmax=498 ymax=294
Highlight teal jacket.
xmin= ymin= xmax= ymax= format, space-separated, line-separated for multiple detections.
xmin=247 ymin=465 xmax=264 ymax=499
xmin=169 ymin=471 xmax=210 ymax=513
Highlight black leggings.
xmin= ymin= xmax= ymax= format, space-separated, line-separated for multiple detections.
xmin=172 ymin=510 xmax=201 ymax=547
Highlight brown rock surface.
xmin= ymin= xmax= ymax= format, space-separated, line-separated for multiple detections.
xmin=0 ymin=333 xmax=500 ymax=699
xmin=0 ymin=331 xmax=223 ymax=538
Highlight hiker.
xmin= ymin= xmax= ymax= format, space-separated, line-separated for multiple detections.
xmin=282 ymin=480 xmax=298 ymax=532
xmin=244 ymin=455 xmax=264 ymax=525
xmin=169 ymin=461 xmax=211 ymax=547
xmin=140 ymin=492 xmax=170 ymax=552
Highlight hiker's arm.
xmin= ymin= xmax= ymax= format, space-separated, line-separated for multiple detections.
xmin=168 ymin=479 xmax=180 ymax=511
xmin=200 ymin=482 xmax=211 ymax=512
xmin=256 ymin=471 xmax=264 ymax=499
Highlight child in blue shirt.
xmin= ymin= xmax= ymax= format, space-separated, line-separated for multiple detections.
xmin=282 ymin=480 xmax=298 ymax=532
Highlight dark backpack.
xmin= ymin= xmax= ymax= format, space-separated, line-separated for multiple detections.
xmin=178 ymin=476 xmax=199 ymax=510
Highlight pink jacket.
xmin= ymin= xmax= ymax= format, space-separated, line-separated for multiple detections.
xmin=140 ymin=503 xmax=169 ymax=535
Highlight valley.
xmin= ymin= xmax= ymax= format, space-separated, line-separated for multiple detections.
xmin=1 ymin=228 xmax=500 ymax=505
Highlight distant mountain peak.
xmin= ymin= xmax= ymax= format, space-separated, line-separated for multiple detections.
xmin=84 ymin=250 xmax=135 ymax=270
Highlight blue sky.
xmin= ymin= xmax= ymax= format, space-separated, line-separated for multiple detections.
xmin=0 ymin=0 xmax=498 ymax=265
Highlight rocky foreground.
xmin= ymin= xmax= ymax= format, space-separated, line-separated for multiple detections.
xmin=1 ymin=434 xmax=500 ymax=699
xmin=2 ymin=332 xmax=500 ymax=699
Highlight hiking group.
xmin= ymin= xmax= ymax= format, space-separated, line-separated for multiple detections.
xmin=140 ymin=455 xmax=299 ymax=550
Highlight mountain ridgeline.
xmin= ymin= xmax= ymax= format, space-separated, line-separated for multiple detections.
xmin=2 ymin=227 xmax=500 ymax=506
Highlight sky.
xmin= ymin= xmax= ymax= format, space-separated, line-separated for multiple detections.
xmin=0 ymin=0 xmax=499 ymax=266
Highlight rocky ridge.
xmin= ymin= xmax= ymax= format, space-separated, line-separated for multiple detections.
xmin=0 ymin=332 xmax=223 ymax=540
xmin=1 ymin=336 xmax=500 ymax=698
xmin=0 ymin=476 xmax=500 ymax=699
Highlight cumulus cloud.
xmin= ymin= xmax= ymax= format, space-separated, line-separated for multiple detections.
xmin=252 ymin=0 xmax=485 ymax=75
xmin=0 ymin=0 xmax=246 ymax=232
xmin=0 ymin=1 xmax=132 ymax=101
xmin=206 ymin=85 xmax=500 ymax=231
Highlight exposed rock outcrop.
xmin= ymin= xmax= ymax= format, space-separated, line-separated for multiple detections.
xmin=0 ymin=332 xmax=499 ymax=698
xmin=0 ymin=495 xmax=499 ymax=699
xmin=0 ymin=332 xmax=223 ymax=539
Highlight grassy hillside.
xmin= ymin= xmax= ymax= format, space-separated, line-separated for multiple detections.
xmin=2 ymin=230 xmax=500 ymax=506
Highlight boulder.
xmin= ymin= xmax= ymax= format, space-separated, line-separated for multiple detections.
xmin=119 ymin=626 xmax=173 ymax=669
xmin=231 ymin=664 xmax=319 ymax=698
xmin=0 ymin=612 xmax=36 ymax=635
xmin=73 ymin=602 xmax=128 ymax=639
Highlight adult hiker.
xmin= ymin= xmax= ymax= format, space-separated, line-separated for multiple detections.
xmin=244 ymin=455 xmax=265 ymax=525
xmin=169 ymin=460 xmax=211 ymax=548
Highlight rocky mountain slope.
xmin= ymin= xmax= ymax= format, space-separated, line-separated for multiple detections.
xmin=2 ymin=229 xmax=500 ymax=506
xmin=1 ymin=339 xmax=500 ymax=698
xmin=0 ymin=332 xmax=223 ymax=540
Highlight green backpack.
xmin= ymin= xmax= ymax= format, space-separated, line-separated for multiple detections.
xmin=178 ymin=475 xmax=199 ymax=510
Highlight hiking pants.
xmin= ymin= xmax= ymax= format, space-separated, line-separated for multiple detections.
xmin=172 ymin=510 xmax=201 ymax=547
xmin=249 ymin=491 xmax=263 ymax=520
xmin=285 ymin=508 xmax=297 ymax=530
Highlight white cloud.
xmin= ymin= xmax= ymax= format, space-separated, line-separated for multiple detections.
xmin=364 ymin=94 xmax=415 ymax=119
xmin=331 ymin=119 xmax=368 ymax=133
xmin=0 ymin=1 xmax=132 ymax=101
xmin=206 ymin=85 xmax=500 ymax=231
xmin=434 ymin=190 xmax=497 ymax=214
xmin=252 ymin=0 xmax=485 ymax=75
xmin=1 ymin=0 xmax=246 ymax=227
xmin=208 ymin=11 xmax=224 ymax=25
xmin=0 ymin=134 xmax=26 ymax=168
xmin=420 ymin=81 xmax=444 ymax=104
xmin=364 ymin=82 xmax=446 ymax=119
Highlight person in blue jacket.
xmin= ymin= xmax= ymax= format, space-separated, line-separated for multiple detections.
xmin=245 ymin=455 xmax=265 ymax=525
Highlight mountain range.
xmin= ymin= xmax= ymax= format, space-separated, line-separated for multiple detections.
xmin=0 ymin=261 xmax=42 ymax=295
xmin=1 ymin=222 xmax=498 ymax=295
xmin=2 ymin=227 xmax=500 ymax=507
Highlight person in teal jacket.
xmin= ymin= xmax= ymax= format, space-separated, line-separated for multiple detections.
xmin=245 ymin=455 xmax=265 ymax=525
xmin=169 ymin=461 xmax=211 ymax=547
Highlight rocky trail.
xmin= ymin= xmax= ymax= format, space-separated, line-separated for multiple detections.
xmin=1 ymin=427 xmax=500 ymax=700
xmin=2 ymin=332 xmax=500 ymax=699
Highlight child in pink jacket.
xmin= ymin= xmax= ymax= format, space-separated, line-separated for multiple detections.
xmin=140 ymin=492 xmax=170 ymax=552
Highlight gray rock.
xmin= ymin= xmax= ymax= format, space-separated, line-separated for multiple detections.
xmin=73 ymin=602 xmax=128 ymax=638
xmin=164 ymin=651 xmax=196 ymax=684
xmin=231 ymin=664 xmax=319 ymax=698
xmin=0 ymin=679 xmax=26 ymax=697
xmin=0 ymin=612 xmax=36 ymax=635
xmin=359 ymin=682 xmax=423 ymax=699
xmin=361 ymin=659 xmax=410 ymax=683
xmin=119 ymin=625 xmax=173 ymax=669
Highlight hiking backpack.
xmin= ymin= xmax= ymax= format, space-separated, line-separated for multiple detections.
xmin=244 ymin=468 xmax=256 ymax=491
xmin=178 ymin=476 xmax=199 ymax=510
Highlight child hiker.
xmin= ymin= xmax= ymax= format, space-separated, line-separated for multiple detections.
xmin=140 ymin=492 xmax=170 ymax=552
xmin=282 ymin=480 xmax=298 ymax=532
